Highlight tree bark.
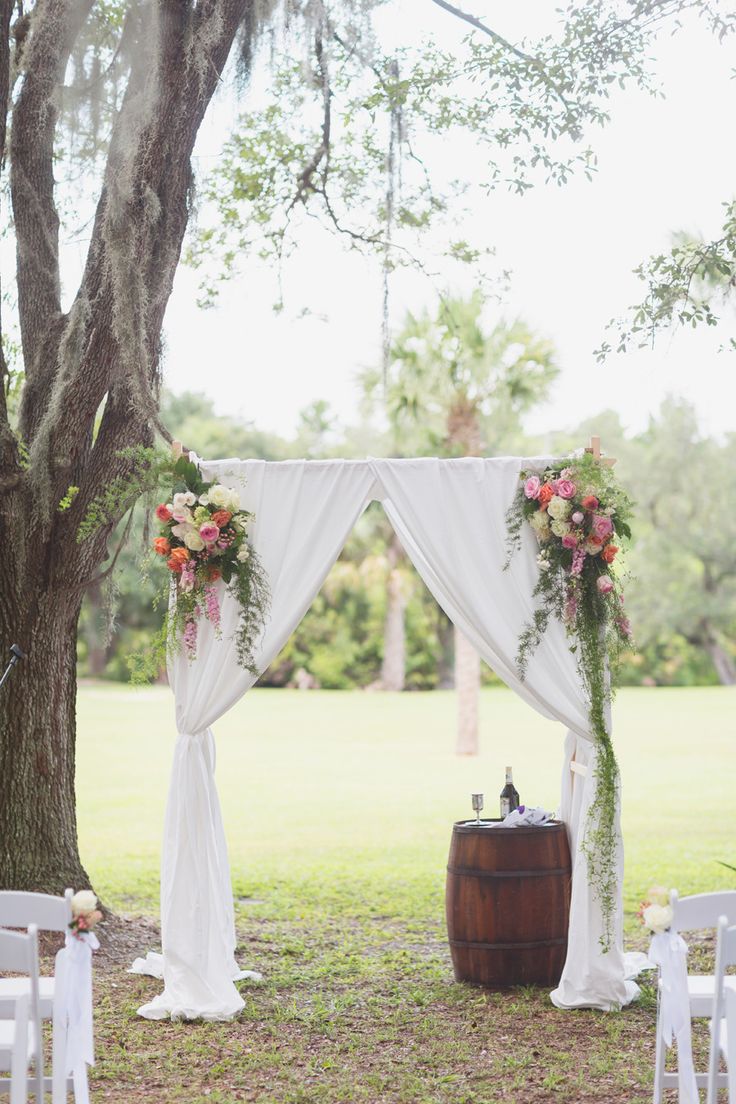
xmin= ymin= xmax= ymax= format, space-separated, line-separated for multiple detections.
xmin=702 ymin=635 xmax=736 ymax=686
xmin=455 ymin=626 xmax=480 ymax=755
xmin=0 ymin=0 xmax=252 ymax=892
xmin=381 ymin=535 xmax=406 ymax=691
xmin=0 ymin=572 xmax=89 ymax=891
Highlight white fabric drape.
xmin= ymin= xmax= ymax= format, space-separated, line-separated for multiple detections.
xmin=137 ymin=460 xmax=377 ymax=1020
xmin=137 ymin=456 xmax=631 ymax=1019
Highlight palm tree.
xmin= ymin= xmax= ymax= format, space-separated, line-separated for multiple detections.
xmin=366 ymin=291 xmax=559 ymax=754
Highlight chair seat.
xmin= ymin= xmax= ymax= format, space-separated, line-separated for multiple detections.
xmin=0 ymin=977 xmax=54 ymax=1018
xmin=658 ymin=973 xmax=736 ymax=1017
xmin=0 ymin=1020 xmax=36 ymax=1069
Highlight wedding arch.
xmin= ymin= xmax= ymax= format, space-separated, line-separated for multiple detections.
xmin=130 ymin=451 xmax=640 ymax=1020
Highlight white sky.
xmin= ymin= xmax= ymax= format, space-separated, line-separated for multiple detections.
xmin=160 ymin=1 xmax=736 ymax=441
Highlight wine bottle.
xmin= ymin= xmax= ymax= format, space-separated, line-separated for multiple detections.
xmin=499 ymin=767 xmax=520 ymax=817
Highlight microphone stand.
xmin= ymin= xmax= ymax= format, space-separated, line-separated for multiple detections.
xmin=0 ymin=644 xmax=27 ymax=693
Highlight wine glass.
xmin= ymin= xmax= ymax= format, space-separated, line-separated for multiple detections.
xmin=471 ymin=793 xmax=484 ymax=825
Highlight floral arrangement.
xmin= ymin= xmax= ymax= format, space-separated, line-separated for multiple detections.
xmin=505 ymin=451 xmax=634 ymax=949
xmin=637 ymin=886 xmax=673 ymax=935
xmin=69 ymin=890 xmax=103 ymax=940
xmin=150 ymin=456 xmax=269 ymax=670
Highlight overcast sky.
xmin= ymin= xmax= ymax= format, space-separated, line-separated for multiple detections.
xmin=160 ymin=1 xmax=736 ymax=443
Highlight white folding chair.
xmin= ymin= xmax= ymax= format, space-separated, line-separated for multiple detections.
xmin=0 ymin=891 xmax=76 ymax=1102
xmin=0 ymin=925 xmax=43 ymax=1103
xmin=653 ymin=890 xmax=736 ymax=1102
xmin=707 ymin=919 xmax=736 ymax=1104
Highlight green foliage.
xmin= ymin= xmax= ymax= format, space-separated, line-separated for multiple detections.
xmin=506 ymin=453 xmax=635 ymax=948
xmin=600 ymin=202 xmax=736 ymax=358
xmin=77 ymin=447 xmax=172 ymax=543
xmin=57 ymin=485 xmax=79 ymax=512
xmin=365 ymin=292 xmax=558 ymax=455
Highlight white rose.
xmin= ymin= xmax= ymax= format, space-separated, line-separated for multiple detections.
xmin=198 ymin=494 xmax=209 ymax=506
xmin=227 ymin=489 xmax=241 ymax=511
xmin=643 ymin=903 xmax=672 ymax=934
xmin=550 ymin=519 xmax=571 ymax=538
xmin=172 ymin=492 xmax=196 ymax=510
xmin=171 ymin=507 xmax=193 ymax=524
xmin=171 ymin=522 xmax=194 ymax=539
xmin=584 ymin=540 xmax=602 ymax=556
xmin=530 ymin=511 xmax=550 ymax=533
xmin=183 ymin=530 xmax=206 ymax=551
xmin=547 ymin=495 xmax=572 ymax=521
xmin=237 ymin=543 xmax=250 ymax=562
xmin=208 ymin=484 xmax=229 ymax=508
xmin=71 ymin=890 xmax=97 ymax=916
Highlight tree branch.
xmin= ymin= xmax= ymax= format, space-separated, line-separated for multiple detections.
xmin=10 ymin=0 xmax=93 ymax=380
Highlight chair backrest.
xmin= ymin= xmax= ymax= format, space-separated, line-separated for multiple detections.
xmin=0 ymin=888 xmax=73 ymax=932
xmin=671 ymin=890 xmax=736 ymax=934
xmin=0 ymin=927 xmax=38 ymax=976
xmin=707 ymin=918 xmax=736 ymax=1104
xmin=0 ymin=927 xmax=42 ymax=1098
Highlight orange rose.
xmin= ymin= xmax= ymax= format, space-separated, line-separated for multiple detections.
xmin=167 ymin=557 xmax=183 ymax=574
xmin=601 ymin=544 xmax=619 ymax=564
xmin=538 ymin=483 xmax=554 ymax=509
xmin=589 ymin=534 xmax=604 ymax=546
xmin=153 ymin=537 xmax=171 ymax=556
xmin=211 ymin=510 xmax=232 ymax=528
xmin=169 ymin=547 xmax=190 ymax=565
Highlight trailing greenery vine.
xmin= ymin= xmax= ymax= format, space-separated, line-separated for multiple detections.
xmin=505 ymin=451 xmax=633 ymax=950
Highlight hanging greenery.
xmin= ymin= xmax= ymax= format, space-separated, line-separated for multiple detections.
xmin=505 ymin=451 xmax=633 ymax=950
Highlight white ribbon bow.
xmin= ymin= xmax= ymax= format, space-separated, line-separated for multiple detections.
xmin=648 ymin=930 xmax=698 ymax=1104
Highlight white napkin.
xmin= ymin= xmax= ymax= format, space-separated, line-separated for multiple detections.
xmin=489 ymin=806 xmax=555 ymax=827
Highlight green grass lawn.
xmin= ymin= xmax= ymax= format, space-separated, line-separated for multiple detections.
xmin=75 ymin=685 xmax=736 ymax=1103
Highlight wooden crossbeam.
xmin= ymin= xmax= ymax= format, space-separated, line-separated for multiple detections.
xmin=584 ymin=435 xmax=616 ymax=468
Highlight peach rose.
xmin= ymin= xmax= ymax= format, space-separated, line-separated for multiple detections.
xmin=153 ymin=537 xmax=170 ymax=556
xmin=538 ymin=483 xmax=554 ymax=509
xmin=155 ymin=504 xmax=172 ymax=522
xmin=211 ymin=510 xmax=232 ymax=528
xmin=581 ymin=495 xmax=599 ymax=511
xmin=169 ymin=547 xmax=190 ymax=565
xmin=601 ymin=544 xmax=619 ymax=564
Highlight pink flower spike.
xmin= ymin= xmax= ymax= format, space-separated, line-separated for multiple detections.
xmin=597 ymin=576 xmax=614 ymax=595
xmin=570 ymin=547 xmax=586 ymax=577
xmin=183 ymin=617 xmax=198 ymax=659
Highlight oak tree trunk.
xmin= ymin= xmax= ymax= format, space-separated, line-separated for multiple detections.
xmin=0 ymin=575 xmax=89 ymax=891
xmin=703 ymin=636 xmax=736 ymax=686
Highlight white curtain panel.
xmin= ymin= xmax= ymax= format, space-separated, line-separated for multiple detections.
xmin=137 ymin=456 xmax=632 ymax=1019
xmin=137 ymin=459 xmax=377 ymax=1019
xmin=372 ymin=458 xmax=632 ymax=1011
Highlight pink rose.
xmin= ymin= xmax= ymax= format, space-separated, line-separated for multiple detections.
xmin=199 ymin=523 xmax=220 ymax=543
xmin=556 ymin=479 xmax=576 ymax=499
xmin=562 ymin=534 xmax=578 ymax=549
xmin=591 ymin=514 xmax=613 ymax=541
xmin=597 ymin=576 xmax=614 ymax=595
xmin=524 ymin=475 xmax=541 ymax=499
xmin=571 ymin=511 xmax=584 ymax=525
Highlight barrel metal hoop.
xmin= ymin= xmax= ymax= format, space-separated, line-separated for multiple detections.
xmin=449 ymin=937 xmax=567 ymax=951
xmin=446 ymin=865 xmax=572 ymax=879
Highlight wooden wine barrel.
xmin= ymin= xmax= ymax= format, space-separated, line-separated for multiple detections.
xmin=446 ymin=820 xmax=571 ymax=988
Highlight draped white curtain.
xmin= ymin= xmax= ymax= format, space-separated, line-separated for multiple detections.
xmin=135 ymin=456 xmax=634 ymax=1020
